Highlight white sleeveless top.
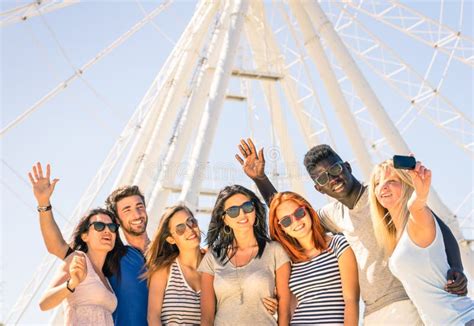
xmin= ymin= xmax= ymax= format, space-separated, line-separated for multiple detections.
xmin=64 ymin=251 xmax=117 ymax=325
xmin=389 ymin=218 xmax=473 ymax=325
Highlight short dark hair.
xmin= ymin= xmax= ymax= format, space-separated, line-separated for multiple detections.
xmin=71 ymin=208 xmax=126 ymax=277
xmin=105 ymin=185 xmax=145 ymax=217
xmin=303 ymin=144 xmax=342 ymax=175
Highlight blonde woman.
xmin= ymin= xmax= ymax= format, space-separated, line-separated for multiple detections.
xmin=369 ymin=159 xmax=473 ymax=326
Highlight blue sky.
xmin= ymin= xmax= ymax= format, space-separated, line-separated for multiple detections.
xmin=1 ymin=0 xmax=473 ymax=323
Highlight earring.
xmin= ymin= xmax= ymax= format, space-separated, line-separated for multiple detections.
xmin=223 ymin=225 xmax=232 ymax=235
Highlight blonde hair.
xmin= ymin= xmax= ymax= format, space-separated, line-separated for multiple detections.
xmin=368 ymin=160 xmax=414 ymax=255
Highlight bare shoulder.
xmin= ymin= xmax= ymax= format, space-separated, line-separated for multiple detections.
xmin=151 ymin=265 xmax=171 ymax=280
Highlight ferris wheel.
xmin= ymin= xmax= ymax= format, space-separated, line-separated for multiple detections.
xmin=1 ymin=0 xmax=473 ymax=323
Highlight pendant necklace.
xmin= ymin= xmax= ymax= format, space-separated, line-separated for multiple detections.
xmin=234 ymin=244 xmax=257 ymax=304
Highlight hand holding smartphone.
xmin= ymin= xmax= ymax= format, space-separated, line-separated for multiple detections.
xmin=393 ymin=155 xmax=416 ymax=170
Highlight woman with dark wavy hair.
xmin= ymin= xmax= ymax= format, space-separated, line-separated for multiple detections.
xmin=269 ymin=191 xmax=359 ymax=325
xmin=30 ymin=160 xmax=125 ymax=324
xmin=199 ymin=185 xmax=291 ymax=326
xmin=144 ymin=204 xmax=204 ymax=326
xmin=38 ymin=207 xmax=125 ymax=325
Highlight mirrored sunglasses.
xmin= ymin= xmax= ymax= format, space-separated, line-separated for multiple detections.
xmin=315 ymin=162 xmax=344 ymax=186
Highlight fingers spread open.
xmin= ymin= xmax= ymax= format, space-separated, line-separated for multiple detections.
xmin=37 ymin=162 xmax=44 ymax=178
xmin=238 ymin=145 xmax=247 ymax=158
xmin=259 ymin=148 xmax=265 ymax=163
xmin=28 ymin=172 xmax=35 ymax=185
xmin=46 ymin=164 xmax=51 ymax=179
xmin=240 ymin=139 xmax=251 ymax=154
xmin=248 ymin=138 xmax=257 ymax=155
xmin=33 ymin=165 xmax=39 ymax=180
xmin=235 ymin=154 xmax=244 ymax=165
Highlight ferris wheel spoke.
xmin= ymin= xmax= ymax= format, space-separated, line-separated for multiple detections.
xmin=345 ymin=0 xmax=474 ymax=67
xmin=0 ymin=0 xmax=79 ymax=27
xmin=0 ymin=0 xmax=173 ymax=139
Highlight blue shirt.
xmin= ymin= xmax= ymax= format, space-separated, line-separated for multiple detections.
xmin=109 ymin=245 xmax=148 ymax=326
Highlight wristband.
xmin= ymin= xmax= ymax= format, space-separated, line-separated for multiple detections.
xmin=66 ymin=279 xmax=76 ymax=293
xmin=37 ymin=204 xmax=52 ymax=212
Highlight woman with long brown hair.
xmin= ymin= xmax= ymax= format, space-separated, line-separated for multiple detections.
xmin=144 ymin=204 xmax=204 ymax=326
xmin=269 ymin=191 xmax=359 ymax=325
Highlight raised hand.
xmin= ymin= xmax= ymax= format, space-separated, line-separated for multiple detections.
xmin=235 ymin=138 xmax=266 ymax=180
xmin=407 ymin=161 xmax=431 ymax=212
xmin=68 ymin=254 xmax=87 ymax=289
xmin=28 ymin=162 xmax=59 ymax=206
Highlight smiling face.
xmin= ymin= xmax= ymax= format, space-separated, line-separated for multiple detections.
xmin=116 ymin=195 xmax=148 ymax=236
xmin=373 ymin=167 xmax=403 ymax=211
xmin=82 ymin=213 xmax=116 ymax=253
xmin=311 ymin=156 xmax=355 ymax=200
xmin=223 ymin=193 xmax=256 ymax=233
xmin=276 ymin=200 xmax=312 ymax=240
xmin=166 ymin=210 xmax=201 ymax=250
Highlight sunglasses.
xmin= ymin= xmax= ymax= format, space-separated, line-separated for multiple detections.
xmin=278 ymin=206 xmax=306 ymax=228
xmin=88 ymin=221 xmax=119 ymax=233
xmin=223 ymin=201 xmax=255 ymax=218
xmin=314 ymin=162 xmax=344 ymax=186
xmin=173 ymin=217 xmax=199 ymax=236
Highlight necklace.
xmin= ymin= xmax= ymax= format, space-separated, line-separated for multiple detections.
xmin=233 ymin=244 xmax=257 ymax=304
xmin=354 ymin=183 xmax=365 ymax=205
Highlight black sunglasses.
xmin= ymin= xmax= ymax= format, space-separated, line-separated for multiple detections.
xmin=173 ymin=217 xmax=199 ymax=236
xmin=314 ymin=162 xmax=344 ymax=186
xmin=223 ymin=201 xmax=255 ymax=218
xmin=88 ymin=221 xmax=119 ymax=233
xmin=278 ymin=206 xmax=306 ymax=228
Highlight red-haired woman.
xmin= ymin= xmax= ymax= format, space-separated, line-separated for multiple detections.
xmin=269 ymin=192 xmax=360 ymax=325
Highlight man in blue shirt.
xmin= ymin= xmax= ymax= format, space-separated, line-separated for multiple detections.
xmin=105 ymin=185 xmax=150 ymax=325
xmin=30 ymin=163 xmax=150 ymax=325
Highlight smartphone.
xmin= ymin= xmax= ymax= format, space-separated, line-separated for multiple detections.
xmin=393 ymin=155 xmax=416 ymax=170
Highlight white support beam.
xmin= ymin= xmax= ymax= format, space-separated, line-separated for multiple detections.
xmin=113 ymin=0 xmax=212 ymax=188
xmin=231 ymin=69 xmax=283 ymax=81
xmin=245 ymin=4 xmax=306 ymax=196
xmin=147 ymin=4 xmax=229 ymax=232
xmin=179 ymin=0 xmax=249 ymax=209
xmin=288 ymin=0 xmax=373 ymax=180
xmin=246 ymin=1 xmax=318 ymax=151
xmin=304 ymin=1 xmax=411 ymax=156
xmin=132 ymin=0 xmax=220 ymax=194
xmin=0 ymin=0 xmax=79 ymax=27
